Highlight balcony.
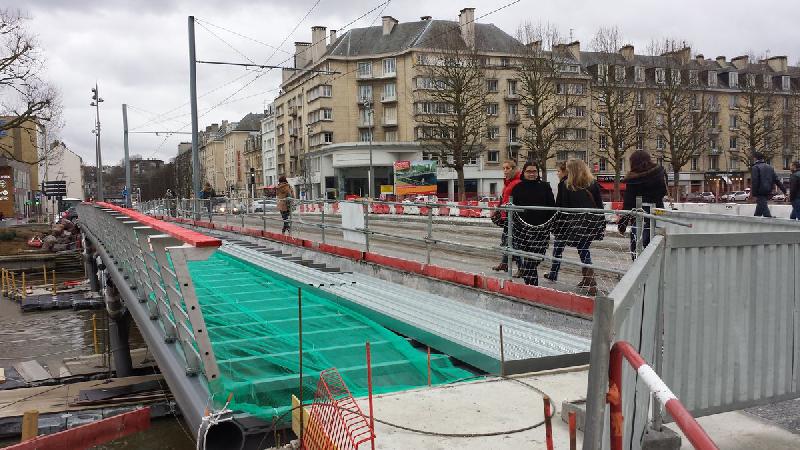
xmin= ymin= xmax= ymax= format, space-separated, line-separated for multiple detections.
xmin=288 ymin=105 xmax=300 ymax=116
xmin=485 ymin=134 xmax=499 ymax=141
xmin=504 ymin=92 xmax=520 ymax=102
xmin=357 ymin=118 xmax=374 ymax=128
xmin=507 ymin=113 xmax=520 ymax=124
xmin=356 ymin=95 xmax=373 ymax=104
xmin=376 ymin=70 xmax=396 ymax=79
xmin=381 ymin=93 xmax=397 ymax=102
xmin=289 ymin=128 xmax=299 ymax=137
xmin=708 ymin=125 xmax=721 ymax=134
xmin=382 ymin=117 xmax=398 ymax=127
xmin=508 ymin=139 xmax=522 ymax=147
xmin=356 ymin=71 xmax=373 ymax=80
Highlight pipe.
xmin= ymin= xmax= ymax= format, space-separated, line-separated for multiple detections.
xmin=82 ymin=226 xmax=245 ymax=450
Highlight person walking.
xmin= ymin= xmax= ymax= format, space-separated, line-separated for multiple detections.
xmin=545 ymin=159 xmax=604 ymax=295
xmin=276 ymin=176 xmax=294 ymax=234
xmin=200 ymin=182 xmax=215 ymax=220
xmin=790 ymin=160 xmax=800 ymax=220
xmin=618 ymin=150 xmax=667 ymax=259
xmin=510 ymin=162 xmax=555 ymax=286
xmin=492 ymin=160 xmax=522 ymax=272
xmin=543 ymin=162 xmax=567 ymax=281
xmin=751 ymin=152 xmax=787 ymax=217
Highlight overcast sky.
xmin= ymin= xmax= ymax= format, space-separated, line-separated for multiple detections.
xmin=10 ymin=0 xmax=800 ymax=167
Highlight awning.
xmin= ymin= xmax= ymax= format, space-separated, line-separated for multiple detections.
xmin=598 ymin=181 xmax=626 ymax=191
xmin=721 ymin=175 xmax=732 ymax=185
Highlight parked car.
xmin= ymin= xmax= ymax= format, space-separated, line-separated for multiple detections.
xmin=478 ymin=196 xmax=498 ymax=203
xmin=699 ymin=192 xmax=717 ymax=203
xmin=252 ymin=199 xmax=278 ymax=212
xmin=730 ymin=191 xmax=749 ymax=202
xmin=685 ymin=192 xmax=704 ymax=202
xmin=772 ymin=192 xmax=787 ymax=202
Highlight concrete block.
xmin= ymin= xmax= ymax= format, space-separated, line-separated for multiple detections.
xmin=561 ymin=399 xmax=586 ymax=431
xmin=642 ymin=426 xmax=681 ymax=450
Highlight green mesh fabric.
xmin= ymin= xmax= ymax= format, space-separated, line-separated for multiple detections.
xmin=188 ymin=252 xmax=474 ymax=424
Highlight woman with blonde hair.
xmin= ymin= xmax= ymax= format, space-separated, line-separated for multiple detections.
xmin=545 ymin=158 xmax=604 ymax=294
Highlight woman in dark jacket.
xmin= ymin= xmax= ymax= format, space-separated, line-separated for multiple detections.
xmin=618 ymin=150 xmax=667 ymax=258
xmin=510 ymin=162 xmax=555 ymax=286
xmin=545 ymin=159 xmax=603 ymax=294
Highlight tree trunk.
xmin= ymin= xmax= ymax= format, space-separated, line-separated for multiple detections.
xmin=613 ymin=165 xmax=622 ymax=202
xmin=673 ymin=168 xmax=681 ymax=202
xmin=456 ymin=166 xmax=466 ymax=202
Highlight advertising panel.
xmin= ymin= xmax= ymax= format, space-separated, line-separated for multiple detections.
xmin=0 ymin=166 xmax=14 ymax=217
xmin=393 ymin=160 xmax=437 ymax=196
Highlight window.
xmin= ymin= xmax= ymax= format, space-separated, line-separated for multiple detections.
xmin=599 ymin=113 xmax=607 ymax=127
xmin=500 ymin=57 xmax=509 ymax=67
xmin=357 ymin=62 xmax=372 ymax=77
xmin=487 ymin=150 xmax=500 ymax=162
xmin=708 ymin=71 xmax=718 ymax=87
xmin=508 ymin=126 xmax=518 ymax=142
xmin=655 ymin=68 xmax=666 ymax=84
xmin=656 ymin=114 xmax=664 ymax=127
xmin=323 ymin=108 xmax=332 ymax=120
xmin=358 ymin=85 xmax=372 ymax=101
xmin=615 ymin=66 xmax=625 ymax=82
xmin=574 ymin=151 xmax=587 ymax=161
xmin=384 ymin=130 xmax=397 ymax=141
xmin=784 ymin=156 xmax=792 ymax=170
xmin=729 ymin=72 xmax=738 ymax=88
xmin=783 ymin=96 xmax=790 ymax=109
xmin=599 ymin=158 xmax=608 ymax=171
xmin=782 ymin=76 xmax=791 ymax=91
xmin=635 ymin=111 xmax=644 ymax=127
xmin=556 ymin=151 xmax=570 ymax=161
xmin=597 ymin=64 xmax=608 ymax=82
xmin=487 ymin=79 xmax=498 ymax=92
xmin=709 ymin=155 xmax=719 ymax=170
xmin=689 ymin=70 xmax=699 ymax=85
xmin=560 ymin=65 xmax=580 ymax=73
xmin=635 ymin=66 xmax=645 ymax=83
xmin=382 ymin=58 xmax=396 ymax=75
xmin=691 ymin=157 xmax=698 ymax=171
xmin=730 ymin=115 xmax=738 ymax=129
xmin=656 ymin=135 xmax=665 ymax=149
xmin=383 ymin=106 xmax=397 ymax=124
xmin=323 ymin=132 xmax=333 ymax=144
xmin=655 ymin=92 xmax=663 ymax=106
xmin=636 ymin=134 xmax=644 ymax=150
xmin=486 ymin=126 xmax=499 ymax=139
xmin=729 ymin=136 xmax=737 ymax=149
xmin=359 ymin=129 xmax=373 ymax=142
xmin=636 ymin=90 xmax=645 ymax=106
xmin=729 ymin=94 xmax=738 ymax=109
xmin=747 ymin=73 xmax=756 ymax=88
xmin=730 ymin=158 xmax=739 ymax=170
xmin=383 ymin=83 xmax=396 ymax=100
xmin=507 ymin=80 xmax=517 ymax=95
xmin=508 ymin=103 xmax=518 ymax=116
xmin=486 ymin=103 xmax=498 ymax=116
xmin=599 ymin=135 xmax=607 ymax=149
xmin=763 ymin=75 xmax=772 ymax=90
xmin=671 ymin=69 xmax=681 ymax=85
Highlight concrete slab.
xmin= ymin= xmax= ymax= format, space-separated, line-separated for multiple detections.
xmin=669 ymin=410 xmax=800 ymax=450
xmin=354 ymin=368 xmax=588 ymax=449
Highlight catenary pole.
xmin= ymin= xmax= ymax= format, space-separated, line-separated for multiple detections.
xmin=188 ymin=16 xmax=201 ymax=218
xmin=122 ymin=104 xmax=131 ymax=207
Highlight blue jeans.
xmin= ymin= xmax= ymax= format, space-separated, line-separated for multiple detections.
xmin=754 ymin=195 xmax=772 ymax=217
xmin=548 ymin=239 xmax=593 ymax=280
xmin=629 ymin=220 xmax=652 ymax=260
xmin=791 ymin=199 xmax=800 ymax=220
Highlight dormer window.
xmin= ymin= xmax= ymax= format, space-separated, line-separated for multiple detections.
xmin=655 ymin=68 xmax=666 ymax=84
xmin=763 ymin=75 xmax=772 ymax=90
xmin=747 ymin=73 xmax=756 ymax=88
xmin=782 ymin=76 xmax=791 ymax=91
xmin=729 ymin=72 xmax=738 ymax=88
xmin=597 ymin=64 xmax=608 ymax=82
xmin=614 ymin=66 xmax=625 ymax=82
xmin=671 ymin=69 xmax=681 ymax=85
xmin=708 ymin=71 xmax=718 ymax=87
xmin=689 ymin=70 xmax=698 ymax=85
xmin=634 ymin=66 xmax=645 ymax=83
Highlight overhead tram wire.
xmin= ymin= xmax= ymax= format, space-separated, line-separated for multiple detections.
xmin=194 ymin=18 xmax=294 ymax=56
xmin=195 ymin=20 xmax=259 ymax=65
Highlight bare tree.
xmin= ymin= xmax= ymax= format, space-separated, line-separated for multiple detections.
xmin=648 ymin=41 xmax=712 ymax=200
xmin=515 ymin=22 xmax=583 ymax=181
xmin=589 ymin=26 xmax=645 ymax=200
xmin=733 ymin=58 xmax=785 ymax=168
xmin=0 ymin=9 xmax=61 ymax=164
xmin=413 ymin=34 xmax=489 ymax=201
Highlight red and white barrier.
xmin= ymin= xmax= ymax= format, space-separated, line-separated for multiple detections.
xmin=609 ymin=341 xmax=718 ymax=450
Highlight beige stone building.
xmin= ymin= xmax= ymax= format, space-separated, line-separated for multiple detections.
xmin=199 ymin=123 xmax=226 ymax=194
xmin=0 ymin=118 xmax=41 ymax=216
xmin=221 ymin=113 xmax=263 ymax=196
xmin=268 ymin=8 xmax=799 ymax=200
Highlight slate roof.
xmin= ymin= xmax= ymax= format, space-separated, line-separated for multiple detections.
xmin=235 ymin=113 xmax=264 ymax=132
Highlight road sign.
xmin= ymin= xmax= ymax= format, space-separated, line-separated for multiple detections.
xmin=44 ymin=180 xmax=67 ymax=197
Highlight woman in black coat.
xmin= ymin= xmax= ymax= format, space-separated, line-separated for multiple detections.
xmin=618 ymin=150 xmax=667 ymax=258
xmin=509 ymin=162 xmax=555 ymax=286
xmin=545 ymin=159 xmax=603 ymax=294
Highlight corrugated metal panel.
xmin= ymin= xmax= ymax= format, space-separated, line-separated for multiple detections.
xmin=656 ymin=210 xmax=800 ymax=234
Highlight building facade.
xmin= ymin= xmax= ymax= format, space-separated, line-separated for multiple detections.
xmin=222 ymin=113 xmax=263 ymax=195
xmin=199 ymin=123 xmax=226 ymax=194
xmin=39 ymin=142 xmax=83 ymax=216
xmin=261 ymin=104 xmax=277 ymax=187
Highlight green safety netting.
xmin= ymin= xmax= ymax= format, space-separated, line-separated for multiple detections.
xmin=186 ymin=252 xmax=475 ymax=424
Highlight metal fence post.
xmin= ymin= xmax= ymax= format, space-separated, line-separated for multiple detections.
xmin=635 ymin=196 xmax=644 ymax=256
xmin=583 ymin=295 xmax=615 ymax=450
xmin=507 ymin=197 xmax=514 ymax=279
xmin=320 ymin=200 xmax=326 ymax=244
xmin=363 ymin=201 xmax=370 ymax=253
xmin=425 ymin=202 xmax=433 ymax=265
xmin=261 ymin=197 xmax=267 ymax=232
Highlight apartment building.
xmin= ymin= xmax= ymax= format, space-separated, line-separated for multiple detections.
xmin=268 ymin=9 xmax=799 ymax=199
xmin=260 ymin=104 xmax=277 ymax=187
xmin=243 ymin=132 xmax=263 ymax=196
xmin=222 ymin=113 xmax=263 ymax=195
xmin=0 ymin=118 xmax=41 ymax=216
xmin=198 ymin=123 xmax=226 ymax=194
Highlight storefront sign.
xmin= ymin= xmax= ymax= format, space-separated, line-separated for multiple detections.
xmin=0 ymin=167 xmax=14 ymax=217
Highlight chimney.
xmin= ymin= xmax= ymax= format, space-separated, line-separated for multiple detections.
xmin=459 ymin=8 xmax=476 ymax=49
xmin=675 ymin=47 xmax=691 ymax=64
xmin=294 ymin=42 xmax=311 ymax=68
xmin=311 ymin=26 xmax=327 ymax=63
xmin=382 ymin=16 xmax=398 ymax=36
xmin=527 ymin=40 xmax=542 ymax=52
xmin=715 ymin=55 xmax=727 ymax=66
xmin=420 ymin=15 xmax=432 ymax=21
xmin=695 ymin=54 xmax=705 ymax=65
xmin=565 ymin=41 xmax=581 ymax=61
xmin=329 ymin=29 xmax=337 ymax=46
xmin=731 ymin=55 xmax=749 ymax=70
xmin=619 ymin=44 xmax=634 ymax=62
xmin=766 ymin=55 xmax=788 ymax=72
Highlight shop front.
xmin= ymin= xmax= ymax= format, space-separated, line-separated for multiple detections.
xmin=704 ymin=171 xmax=747 ymax=197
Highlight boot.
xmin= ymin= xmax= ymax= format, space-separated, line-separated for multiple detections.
xmin=581 ymin=268 xmax=597 ymax=295
xmin=577 ymin=267 xmax=588 ymax=287
xmin=492 ymin=263 xmax=508 ymax=272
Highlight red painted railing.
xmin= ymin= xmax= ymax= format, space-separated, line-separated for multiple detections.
xmin=608 ymin=341 xmax=718 ymax=450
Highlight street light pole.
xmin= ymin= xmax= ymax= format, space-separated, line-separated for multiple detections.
xmin=122 ymin=104 xmax=131 ymax=207
xmin=188 ymin=16 xmax=201 ymax=219
xmin=91 ymin=83 xmax=104 ymax=201
xmin=363 ymin=97 xmax=374 ymax=199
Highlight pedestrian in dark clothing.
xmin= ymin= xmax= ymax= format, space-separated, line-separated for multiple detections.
xmin=510 ymin=162 xmax=555 ymax=286
xmin=200 ymin=183 xmax=215 ymax=220
xmin=618 ymin=150 xmax=667 ymax=259
xmin=492 ymin=160 xmax=522 ymax=272
xmin=751 ymin=152 xmax=787 ymax=217
xmin=545 ymin=159 xmax=604 ymax=295
xmin=790 ymin=161 xmax=800 ymax=220
xmin=276 ymin=176 xmax=294 ymax=234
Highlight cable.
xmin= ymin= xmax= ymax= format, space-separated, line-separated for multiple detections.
xmin=196 ymin=21 xmax=258 ymax=65
xmin=194 ymin=19 xmax=293 ymax=56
